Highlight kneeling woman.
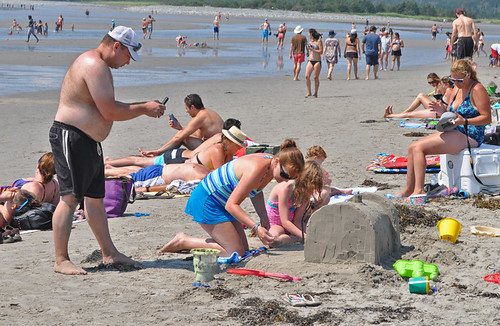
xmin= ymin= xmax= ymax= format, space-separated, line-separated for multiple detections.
xmin=159 ymin=139 xmax=305 ymax=257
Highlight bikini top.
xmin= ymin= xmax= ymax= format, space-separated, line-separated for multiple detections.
xmin=11 ymin=179 xmax=56 ymax=203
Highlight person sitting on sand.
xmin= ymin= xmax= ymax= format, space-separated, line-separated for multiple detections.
xmin=267 ymin=160 xmax=323 ymax=246
xmin=395 ymin=59 xmax=491 ymax=198
xmin=158 ymin=139 xmax=305 ymax=257
xmin=0 ymin=188 xmax=38 ymax=228
xmin=9 ymin=152 xmax=60 ymax=206
xmin=105 ymin=119 xmax=241 ymax=169
xmin=139 ymin=94 xmax=224 ymax=157
xmin=384 ymin=73 xmax=453 ymax=119
xmin=305 ymin=145 xmax=353 ymax=209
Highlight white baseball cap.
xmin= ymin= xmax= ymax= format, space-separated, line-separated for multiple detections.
xmin=108 ymin=26 xmax=141 ymax=62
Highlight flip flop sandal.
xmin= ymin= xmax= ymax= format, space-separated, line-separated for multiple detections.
xmin=301 ymin=294 xmax=322 ymax=306
xmin=471 ymin=226 xmax=500 ymax=237
xmin=1 ymin=227 xmax=21 ymax=243
xmin=484 ymin=273 xmax=500 ymax=284
xmin=282 ymin=293 xmax=307 ymax=307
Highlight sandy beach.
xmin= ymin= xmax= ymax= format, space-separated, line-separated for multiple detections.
xmin=1 ymin=2 xmax=500 ymax=325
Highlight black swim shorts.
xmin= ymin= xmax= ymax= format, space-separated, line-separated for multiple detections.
xmin=457 ymin=36 xmax=474 ymax=59
xmin=49 ymin=121 xmax=105 ymax=201
xmin=365 ymin=53 xmax=379 ymax=66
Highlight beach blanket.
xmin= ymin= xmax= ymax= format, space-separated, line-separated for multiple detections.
xmin=166 ymin=179 xmax=200 ymax=195
xmin=367 ymin=153 xmax=440 ymax=170
xmin=328 ymin=187 xmax=378 ymax=205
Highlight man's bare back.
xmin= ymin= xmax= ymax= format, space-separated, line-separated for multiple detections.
xmin=453 ymin=15 xmax=475 ymax=38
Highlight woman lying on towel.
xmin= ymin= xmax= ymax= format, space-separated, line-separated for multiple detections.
xmin=396 ymin=59 xmax=491 ymax=198
xmin=384 ymin=74 xmax=454 ymax=119
xmin=158 ymin=139 xmax=305 ymax=257
xmin=0 ymin=188 xmax=38 ymax=227
xmin=104 ymin=119 xmax=242 ymax=169
xmin=3 ymin=153 xmax=60 ymax=206
xmin=105 ymin=126 xmax=247 ymax=192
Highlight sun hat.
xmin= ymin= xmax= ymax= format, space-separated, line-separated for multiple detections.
xmin=222 ymin=126 xmax=247 ymax=147
xmin=436 ymin=112 xmax=457 ymax=132
xmin=108 ymin=26 xmax=141 ymax=62
xmin=294 ymin=25 xmax=303 ymax=34
xmin=328 ymin=30 xmax=336 ymax=37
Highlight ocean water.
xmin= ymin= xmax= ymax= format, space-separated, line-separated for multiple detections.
xmin=0 ymin=3 xmax=496 ymax=97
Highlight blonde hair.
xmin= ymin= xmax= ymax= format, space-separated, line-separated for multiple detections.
xmin=277 ymin=139 xmax=304 ymax=179
xmin=293 ymin=161 xmax=323 ymax=207
xmin=451 ymin=59 xmax=478 ymax=82
xmin=305 ymin=146 xmax=327 ymax=160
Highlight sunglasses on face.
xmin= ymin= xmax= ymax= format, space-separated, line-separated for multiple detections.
xmin=279 ymin=163 xmax=294 ymax=180
xmin=428 ymin=80 xmax=437 ymax=85
xmin=15 ymin=198 xmax=31 ymax=212
xmin=449 ymin=74 xmax=468 ymax=83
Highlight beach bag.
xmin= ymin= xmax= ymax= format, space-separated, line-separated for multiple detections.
xmin=103 ymin=177 xmax=136 ymax=218
xmin=11 ymin=202 xmax=56 ymax=230
xmin=245 ymin=145 xmax=281 ymax=155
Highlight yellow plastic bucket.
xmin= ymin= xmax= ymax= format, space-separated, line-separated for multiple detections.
xmin=437 ymin=218 xmax=462 ymax=243
xmin=190 ymin=248 xmax=220 ymax=282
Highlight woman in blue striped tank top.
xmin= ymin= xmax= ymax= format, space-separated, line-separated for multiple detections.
xmin=159 ymin=139 xmax=305 ymax=257
xmin=396 ymin=59 xmax=491 ymax=199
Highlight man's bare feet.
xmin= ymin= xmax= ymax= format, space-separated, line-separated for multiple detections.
xmin=305 ymin=94 xmax=312 ymax=98
xmin=158 ymin=232 xmax=187 ymax=254
xmin=54 ymin=259 xmax=87 ymax=275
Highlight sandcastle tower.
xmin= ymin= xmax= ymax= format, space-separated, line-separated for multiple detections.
xmin=304 ymin=193 xmax=401 ymax=265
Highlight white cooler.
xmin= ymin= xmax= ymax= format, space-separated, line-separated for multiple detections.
xmin=438 ymin=144 xmax=500 ymax=194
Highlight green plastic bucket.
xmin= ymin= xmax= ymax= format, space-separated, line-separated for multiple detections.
xmin=190 ymin=248 xmax=220 ymax=282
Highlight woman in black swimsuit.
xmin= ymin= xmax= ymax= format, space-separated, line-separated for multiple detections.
xmin=305 ymin=28 xmax=323 ymax=98
xmin=344 ymin=31 xmax=360 ymax=80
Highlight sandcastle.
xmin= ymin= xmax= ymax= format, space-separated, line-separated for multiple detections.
xmin=304 ymin=193 xmax=401 ymax=265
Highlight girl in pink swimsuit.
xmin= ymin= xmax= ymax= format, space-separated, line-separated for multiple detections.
xmin=266 ymin=161 xmax=323 ymax=246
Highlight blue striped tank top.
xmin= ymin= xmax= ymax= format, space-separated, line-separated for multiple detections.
xmin=201 ymin=160 xmax=261 ymax=207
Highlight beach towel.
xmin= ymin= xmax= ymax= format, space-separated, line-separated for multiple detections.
xmin=166 ymin=179 xmax=201 ymax=195
xmin=373 ymin=167 xmax=440 ymax=174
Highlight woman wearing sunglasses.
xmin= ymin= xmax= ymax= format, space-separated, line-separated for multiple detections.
xmin=384 ymin=73 xmax=453 ymax=119
xmin=0 ymin=188 xmax=38 ymax=228
xmin=395 ymin=59 xmax=491 ymax=198
xmin=159 ymin=139 xmax=305 ymax=257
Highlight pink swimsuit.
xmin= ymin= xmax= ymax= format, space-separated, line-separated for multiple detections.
xmin=266 ymin=199 xmax=296 ymax=226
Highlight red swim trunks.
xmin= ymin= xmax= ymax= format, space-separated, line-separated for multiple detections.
xmin=293 ymin=53 xmax=305 ymax=63
xmin=492 ymin=48 xmax=499 ymax=58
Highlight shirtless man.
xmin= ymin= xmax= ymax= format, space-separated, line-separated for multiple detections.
xmin=213 ymin=16 xmax=219 ymax=40
xmin=48 ymin=26 xmax=165 ymax=275
xmin=139 ymin=94 xmax=223 ymax=157
xmin=451 ymin=8 xmax=477 ymax=60
xmin=260 ymin=19 xmax=271 ymax=45
xmin=147 ymin=15 xmax=156 ymax=39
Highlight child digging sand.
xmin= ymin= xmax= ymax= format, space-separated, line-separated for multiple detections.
xmin=267 ymin=160 xmax=323 ymax=245
xmin=305 ymin=145 xmax=353 ymax=209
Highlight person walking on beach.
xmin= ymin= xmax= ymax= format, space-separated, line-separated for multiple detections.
xmin=26 ymin=15 xmax=38 ymax=42
xmin=451 ymin=8 xmax=477 ymax=60
xmin=213 ymin=16 xmax=219 ymax=40
xmin=110 ymin=19 xmax=115 ymax=31
xmin=147 ymin=15 xmax=156 ymax=39
xmin=260 ymin=19 xmax=271 ymax=45
xmin=276 ymin=23 xmax=286 ymax=49
xmin=380 ymin=30 xmax=391 ymax=71
xmin=49 ymin=26 xmax=166 ymax=275
xmin=305 ymin=28 xmax=323 ymax=98
xmin=290 ymin=25 xmax=308 ymax=81
xmin=390 ymin=32 xmax=404 ymax=71
xmin=491 ymin=44 xmax=500 ymax=67
xmin=323 ymin=30 xmax=340 ymax=80
xmin=344 ymin=30 xmax=360 ymax=80
xmin=141 ymin=18 xmax=148 ymax=39
xmin=57 ymin=15 xmax=64 ymax=31
xmin=431 ymin=24 xmax=438 ymax=40
xmin=362 ymin=26 xmax=381 ymax=80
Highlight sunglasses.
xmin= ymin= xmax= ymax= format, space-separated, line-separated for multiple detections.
xmin=121 ymin=41 xmax=142 ymax=52
xmin=279 ymin=163 xmax=294 ymax=180
xmin=15 ymin=198 xmax=31 ymax=212
xmin=428 ymin=80 xmax=438 ymax=85
xmin=449 ymin=74 xmax=467 ymax=83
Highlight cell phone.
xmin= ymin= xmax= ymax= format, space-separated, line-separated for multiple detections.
xmin=169 ymin=114 xmax=177 ymax=125
xmin=162 ymin=96 xmax=169 ymax=105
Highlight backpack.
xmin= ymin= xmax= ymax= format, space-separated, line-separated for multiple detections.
xmin=11 ymin=202 xmax=56 ymax=230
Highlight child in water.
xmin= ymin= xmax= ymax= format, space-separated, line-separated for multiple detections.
xmin=267 ymin=160 xmax=324 ymax=245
